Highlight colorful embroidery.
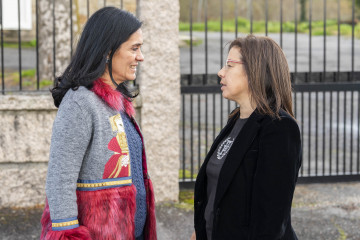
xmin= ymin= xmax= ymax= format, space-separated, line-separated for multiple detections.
xmin=77 ymin=177 xmax=132 ymax=191
xmin=51 ymin=217 xmax=79 ymax=231
xmin=103 ymin=114 xmax=131 ymax=179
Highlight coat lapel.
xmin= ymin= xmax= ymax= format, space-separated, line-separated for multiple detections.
xmin=214 ymin=110 xmax=264 ymax=208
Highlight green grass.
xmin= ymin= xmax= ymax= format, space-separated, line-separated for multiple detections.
xmin=2 ymin=39 xmax=36 ymax=48
xmin=4 ymin=68 xmax=53 ymax=90
xmin=180 ymin=18 xmax=360 ymax=37
xmin=179 ymin=190 xmax=195 ymax=205
xmin=179 ymin=169 xmax=197 ymax=179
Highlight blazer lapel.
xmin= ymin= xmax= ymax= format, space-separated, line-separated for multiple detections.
xmin=214 ymin=110 xmax=264 ymax=207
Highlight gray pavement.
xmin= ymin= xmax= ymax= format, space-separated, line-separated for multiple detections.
xmin=1 ymin=182 xmax=360 ymax=240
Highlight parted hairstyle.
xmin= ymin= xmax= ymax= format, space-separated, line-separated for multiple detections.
xmin=51 ymin=7 xmax=142 ymax=108
xmin=229 ymin=35 xmax=293 ymax=119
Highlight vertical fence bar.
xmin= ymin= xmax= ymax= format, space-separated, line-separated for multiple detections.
xmin=357 ymin=91 xmax=360 ymax=173
xmin=294 ymin=90 xmax=297 ymax=119
xmin=280 ymin=0 xmax=283 ymax=48
xmin=337 ymin=0 xmax=340 ymax=81
xmin=190 ymin=94 xmax=194 ymax=180
xmin=227 ymin=99 xmax=231 ymax=115
xmin=294 ymin=0 xmax=298 ymax=79
xmin=343 ymin=91 xmax=347 ymax=173
xmin=265 ymin=0 xmax=268 ymax=36
xmin=0 ymin=0 xmax=3 ymax=94
xmin=17 ymin=0 xmax=22 ymax=90
xmin=336 ymin=91 xmax=340 ymax=174
xmin=204 ymin=0 xmax=208 ymax=84
xmin=52 ymin=0 xmax=56 ymax=82
xmin=250 ymin=0 xmax=253 ymax=34
xmin=235 ymin=0 xmax=238 ymax=38
xmin=350 ymin=91 xmax=354 ymax=173
xmin=213 ymin=93 xmax=216 ymax=140
xmin=330 ymin=91 xmax=333 ymax=174
xmin=205 ymin=93 xmax=208 ymax=154
xmin=308 ymin=0 xmax=312 ymax=81
xmin=189 ymin=0 xmax=193 ymax=85
xmin=198 ymin=94 xmax=201 ymax=171
xmin=182 ymin=94 xmax=185 ymax=181
xmin=322 ymin=91 xmax=326 ymax=175
xmin=36 ymin=0 xmax=39 ymax=89
xmin=301 ymin=91 xmax=304 ymax=176
xmin=87 ymin=0 xmax=90 ymax=19
xmin=323 ymin=0 xmax=326 ymax=82
xmin=308 ymin=92 xmax=311 ymax=175
xmin=70 ymin=0 xmax=73 ymax=57
xmin=121 ymin=0 xmax=123 ymax=9
xmin=351 ymin=0 xmax=354 ymax=81
xmin=220 ymin=0 xmax=223 ymax=71
xmin=104 ymin=0 xmax=106 ymax=6
xmin=220 ymin=94 xmax=223 ymax=127
xmin=315 ymin=91 xmax=318 ymax=175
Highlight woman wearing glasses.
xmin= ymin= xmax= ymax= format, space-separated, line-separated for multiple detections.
xmin=192 ymin=35 xmax=301 ymax=240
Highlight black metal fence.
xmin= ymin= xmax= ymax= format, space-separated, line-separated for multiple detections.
xmin=0 ymin=0 xmax=137 ymax=94
xmin=179 ymin=0 xmax=360 ymax=186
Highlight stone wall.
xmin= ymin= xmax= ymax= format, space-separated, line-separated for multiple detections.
xmin=138 ymin=0 xmax=181 ymax=202
xmin=0 ymin=94 xmax=56 ymax=207
xmin=0 ymin=94 xmax=142 ymax=207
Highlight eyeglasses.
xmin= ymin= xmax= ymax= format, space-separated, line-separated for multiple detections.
xmin=225 ymin=59 xmax=244 ymax=69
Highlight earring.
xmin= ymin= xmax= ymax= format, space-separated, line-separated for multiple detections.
xmin=106 ymin=57 xmax=110 ymax=63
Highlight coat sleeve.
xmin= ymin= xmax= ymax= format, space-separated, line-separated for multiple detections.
xmin=248 ymin=116 xmax=301 ymax=240
xmin=44 ymin=99 xmax=92 ymax=237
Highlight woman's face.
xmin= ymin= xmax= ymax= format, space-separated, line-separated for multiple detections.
xmin=218 ymin=47 xmax=250 ymax=104
xmin=105 ymin=28 xmax=144 ymax=85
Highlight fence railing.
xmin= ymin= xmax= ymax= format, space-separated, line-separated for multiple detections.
xmin=0 ymin=0 xmax=137 ymax=94
xmin=181 ymin=0 xmax=359 ymax=78
xmin=179 ymin=76 xmax=360 ymax=187
xmin=179 ymin=0 xmax=360 ymax=186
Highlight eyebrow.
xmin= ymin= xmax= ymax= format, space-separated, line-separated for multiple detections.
xmin=227 ymin=59 xmax=243 ymax=64
xmin=132 ymin=43 xmax=143 ymax=47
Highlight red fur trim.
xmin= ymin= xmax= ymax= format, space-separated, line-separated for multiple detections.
xmin=77 ymin=185 xmax=137 ymax=240
xmin=40 ymin=200 xmax=92 ymax=240
xmin=41 ymin=185 xmax=137 ymax=240
xmin=144 ymin=179 xmax=157 ymax=240
xmin=92 ymin=78 xmax=135 ymax=117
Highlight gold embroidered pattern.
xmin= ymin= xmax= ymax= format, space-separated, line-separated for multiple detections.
xmin=52 ymin=220 xmax=79 ymax=228
xmin=77 ymin=179 xmax=132 ymax=188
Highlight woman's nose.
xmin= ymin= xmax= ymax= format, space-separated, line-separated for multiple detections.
xmin=218 ymin=67 xmax=225 ymax=79
xmin=136 ymin=50 xmax=144 ymax=62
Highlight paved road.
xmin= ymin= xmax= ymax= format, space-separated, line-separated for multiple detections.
xmin=1 ymin=182 xmax=360 ymax=240
xmin=180 ymin=32 xmax=360 ymax=74
xmin=1 ymin=32 xmax=359 ymax=75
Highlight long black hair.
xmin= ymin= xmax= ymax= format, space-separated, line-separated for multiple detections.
xmin=51 ymin=7 xmax=142 ymax=107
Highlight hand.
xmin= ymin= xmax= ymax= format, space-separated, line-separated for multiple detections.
xmin=190 ymin=231 xmax=196 ymax=240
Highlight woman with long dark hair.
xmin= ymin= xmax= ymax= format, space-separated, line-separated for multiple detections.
xmin=192 ymin=35 xmax=302 ymax=240
xmin=40 ymin=7 xmax=156 ymax=240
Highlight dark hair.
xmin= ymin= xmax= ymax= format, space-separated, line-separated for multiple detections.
xmin=51 ymin=7 xmax=142 ymax=107
xmin=228 ymin=34 xmax=293 ymax=119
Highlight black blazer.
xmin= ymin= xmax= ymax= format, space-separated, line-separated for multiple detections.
xmin=194 ymin=109 xmax=301 ymax=240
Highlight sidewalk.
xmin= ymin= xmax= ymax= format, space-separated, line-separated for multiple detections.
xmin=1 ymin=182 xmax=359 ymax=240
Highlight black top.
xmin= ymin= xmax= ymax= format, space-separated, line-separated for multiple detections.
xmin=204 ymin=117 xmax=247 ymax=240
